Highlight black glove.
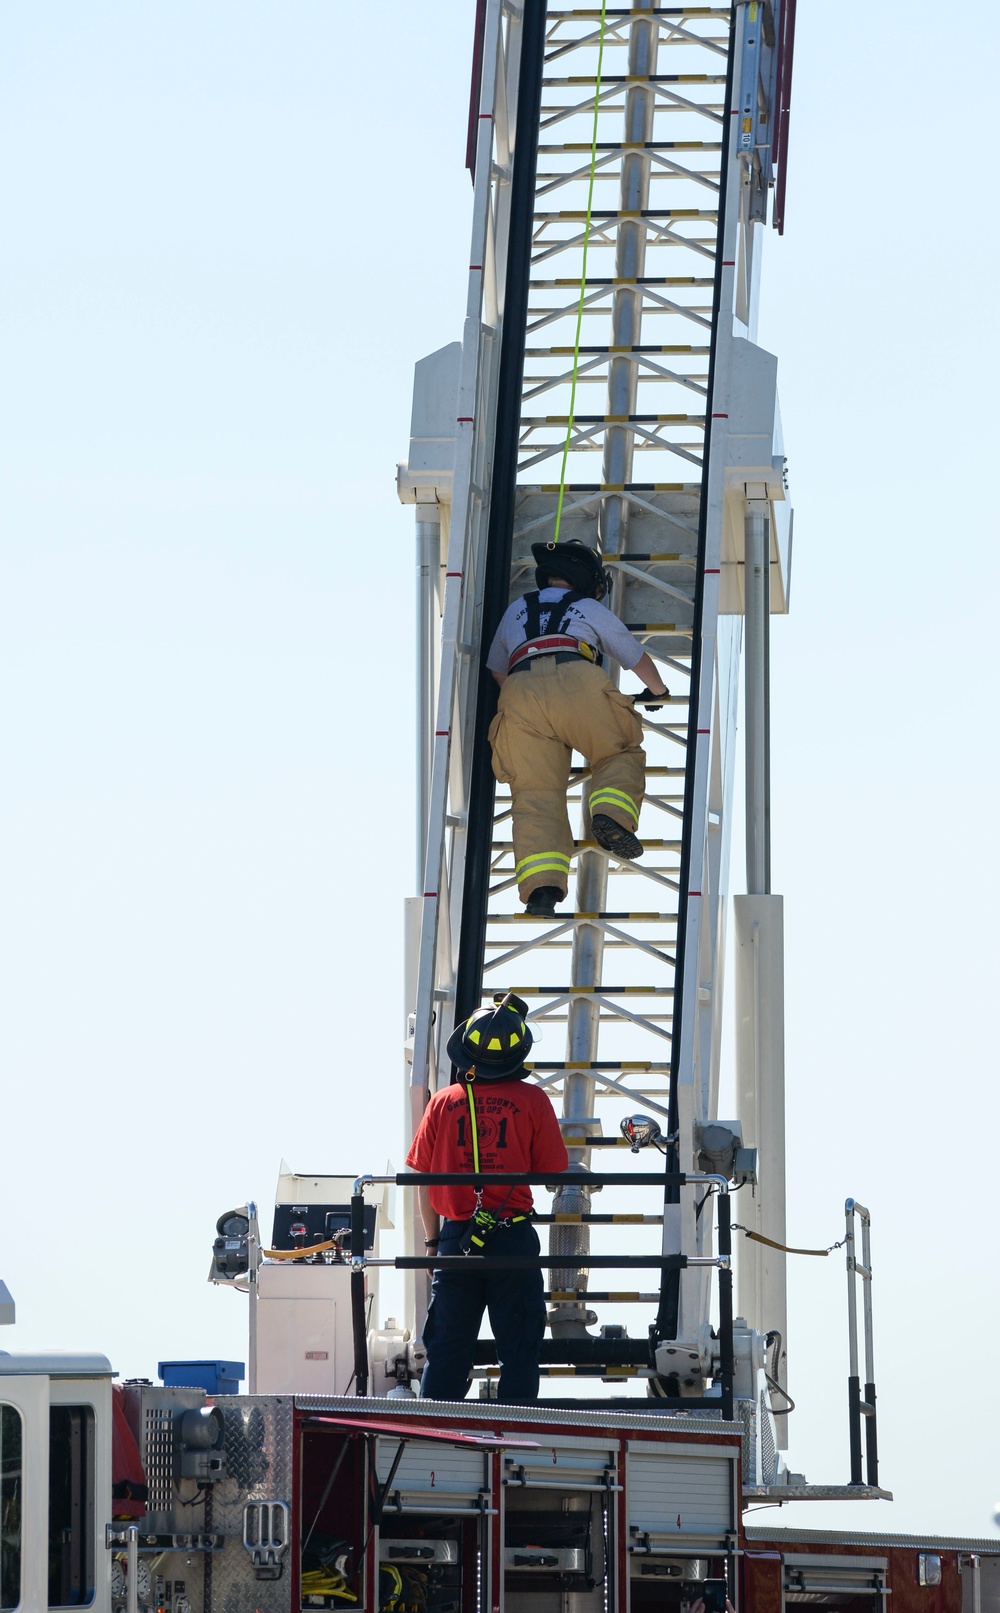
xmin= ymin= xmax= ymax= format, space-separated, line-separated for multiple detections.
xmin=633 ymin=687 xmax=668 ymax=712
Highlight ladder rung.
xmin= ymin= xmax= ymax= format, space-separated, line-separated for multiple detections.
xmin=486 ymin=940 xmax=675 ymax=949
xmin=480 ymin=1366 xmax=648 ymax=1378
xmin=527 ymin=481 xmax=700 ymax=492
xmin=538 ymin=212 xmax=719 ymax=225
xmin=604 ymin=551 xmax=696 ymax=562
xmin=558 ymin=1136 xmax=656 ymax=1146
xmin=490 ymin=840 xmax=681 ymax=851
xmin=534 ymin=1213 xmax=661 ymax=1224
xmin=545 ymin=7 xmax=731 ymax=16
xmin=543 ymin=75 xmax=725 ymax=86
xmin=546 ymin=1291 xmax=659 ymax=1302
xmin=487 ymin=911 xmax=679 ymax=922
xmin=568 ymin=766 xmax=687 ymax=776
xmin=529 ymin=1062 xmax=669 ymax=1070
xmin=536 ymin=145 xmax=721 ymax=156
xmin=520 ymin=1016 xmax=674 ymax=1026
xmin=510 ymin=986 xmax=674 ymax=996
xmin=527 ymin=343 xmax=711 ymax=355
xmin=529 ymin=275 xmax=715 ymax=286
xmin=521 ymin=415 xmax=704 ymax=426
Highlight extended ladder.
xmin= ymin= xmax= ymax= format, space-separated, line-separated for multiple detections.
xmin=398 ymin=0 xmax=793 ymax=1389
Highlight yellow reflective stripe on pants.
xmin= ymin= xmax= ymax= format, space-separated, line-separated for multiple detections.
xmin=589 ymin=786 xmax=639 ymax=825
xmin=515 ymin=852 xmax=571 ymax=878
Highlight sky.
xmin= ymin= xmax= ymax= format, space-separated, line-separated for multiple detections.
xmin=1 ymin=0 xmax=998 ymax=1544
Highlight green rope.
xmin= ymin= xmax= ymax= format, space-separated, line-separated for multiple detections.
xmin=552 ymin=1 xmax=607 ymax=545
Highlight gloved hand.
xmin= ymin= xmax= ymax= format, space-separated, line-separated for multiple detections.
xmin=633 ymin=687 xmax=668 ymax=712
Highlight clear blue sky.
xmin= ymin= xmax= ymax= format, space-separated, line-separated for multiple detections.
xmin=1 ymin=1 xmax=997 ymax=1539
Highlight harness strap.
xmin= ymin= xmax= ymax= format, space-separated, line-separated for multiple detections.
xmin=464 ymin=1078 xmax=481 ymax=1175
xmin=462 ymin=1074 xmax=520 ymax=1250
xmin=524 ymin=589 xmax=586 ymax=638
xmin=509 ymin=634 xmax=590 ymax=669
xmin=512 ymin=591 xmax=601 ymax=670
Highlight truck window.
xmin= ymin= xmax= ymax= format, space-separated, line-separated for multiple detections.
xmin=48 ymin=1405 xmax=95 ymax=1608
xmin=1 ymin=1405 xmax=22 ymax=1612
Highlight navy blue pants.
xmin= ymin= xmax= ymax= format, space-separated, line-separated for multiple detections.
xmin=420 ymin=1218 xmax=546 ymax=1404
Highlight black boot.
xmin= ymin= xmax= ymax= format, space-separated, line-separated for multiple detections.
xmin=592 ymin=813 xmax=643 ymax=860
xmin=525 ymin=885 xmax=562 ymax=917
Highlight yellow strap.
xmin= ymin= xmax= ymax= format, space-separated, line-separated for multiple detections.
xmin=737 ymin=1228 xmax=831 ymax=1258
xmin=465 ymin=1077 xmax=481 ymax=1174
xmin=263 ymin=1236 xmax=343 ymax=1260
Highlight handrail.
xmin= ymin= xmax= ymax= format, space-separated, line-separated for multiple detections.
xmin=354 ymin=1170 xmax=728 ymax=1193
xmin=348 ymin=1172 xmax=734 ymax=1417
xmin=845 ymin=1198 xmax=878 ymax=1487
xmin=373 ymin=1255 xmax=726 ymax=1271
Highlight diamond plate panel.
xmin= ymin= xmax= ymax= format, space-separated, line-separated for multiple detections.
xmin=738 ymin=1397 xmax=758 ymax=1486
xmin=206 ymin=1395 xmax=294 ymax=1613
xmin=295 ymin=1393 xmax=727 ymax=1437
xmin=737 ymin=1391 xmax=779 ymax=1489
xmin=759 ymin=1389 xmax=776 ymax=1486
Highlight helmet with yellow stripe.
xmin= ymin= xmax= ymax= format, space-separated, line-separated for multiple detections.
xmin=446 ymin=992 xmax=533 ymax=1081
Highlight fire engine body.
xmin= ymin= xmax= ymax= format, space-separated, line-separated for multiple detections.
xmin=3 ymin=1362 xmax=1000 ymax=1613
xmin=1 ymin=5 xmax=997 ymax=1613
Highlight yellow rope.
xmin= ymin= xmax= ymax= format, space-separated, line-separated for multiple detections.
xmin=465 ymin=1076 xmax=481 ymax=1172
xmin=733 ymin=1226 xmax=845 ymax=1259
xmin=552 ymin=1 xmax=608 ymax=544
xmin=263 ymin=1236 xmax=345 ymax=1260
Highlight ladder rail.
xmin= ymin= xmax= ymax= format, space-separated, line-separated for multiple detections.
xmin=409 ymin=0 xmax=523 ymax=1111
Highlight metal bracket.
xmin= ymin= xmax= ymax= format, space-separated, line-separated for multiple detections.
xmin=106 ymin=1526 xmax=223 ymax=1552
xmin=243 ymin=1501 xmax=290 ymax=1580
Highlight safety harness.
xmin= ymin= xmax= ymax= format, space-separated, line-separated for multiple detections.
xmin=507 ymin=591 xmax=602 ymax=674
xmin=460 ymin=1073 xmax=530 ymax=1254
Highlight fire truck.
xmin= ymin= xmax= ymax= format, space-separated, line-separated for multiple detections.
xmin=1 ymin=4 xmax=997 ymax=1612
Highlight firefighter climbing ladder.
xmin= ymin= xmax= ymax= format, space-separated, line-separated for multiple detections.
xmin=398 ymin=0 xmax=793 ymax=1385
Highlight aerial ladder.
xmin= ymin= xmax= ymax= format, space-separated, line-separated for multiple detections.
xmin=394 ymin=0 xmax=837 ymax=1489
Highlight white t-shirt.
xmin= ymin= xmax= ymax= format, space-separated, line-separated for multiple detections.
xmin=486 ymin=587 xmax=645 ymax=675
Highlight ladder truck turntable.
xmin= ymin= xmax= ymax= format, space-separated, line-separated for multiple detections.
xmin=0 ymin=6 xmax=996 ymax=1613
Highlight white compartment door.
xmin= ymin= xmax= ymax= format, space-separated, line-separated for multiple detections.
xmin=502 ymin=1435 xmax=617 ymax=1491
xmin=0 ymin=1375 xmax=51 ymax=1613
xmin=626 ymin=1442 xmax=737 ymax=1548
xmin=783 ymin=1555 xmax=888 ymax=1602
xmin=376 ymin=1437 xmax=489 ymax=1512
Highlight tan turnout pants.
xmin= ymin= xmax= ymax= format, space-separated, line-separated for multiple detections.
xmin=488 ymin=657 xmax=645 ymax=902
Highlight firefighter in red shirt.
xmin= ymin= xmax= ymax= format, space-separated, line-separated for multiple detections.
xmin=407 ymin=994 xmax=569 ymax=1403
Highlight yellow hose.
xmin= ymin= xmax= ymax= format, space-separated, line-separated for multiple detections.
xmin=262 ymin=1236 xmax=346 ymax=1261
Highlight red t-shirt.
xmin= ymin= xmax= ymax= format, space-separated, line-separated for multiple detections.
xmin=406 ymin=1077 xmax=569 ymax=1221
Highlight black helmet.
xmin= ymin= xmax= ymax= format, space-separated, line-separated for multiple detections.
xmin=531 ymin=540 xmax=611 ymax=602
xmin=446 ymin=992 xmax=533 ymax=1081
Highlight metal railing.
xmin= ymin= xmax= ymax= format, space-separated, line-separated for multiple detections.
xmin=348 ymin=1170 xmax=734 ymax=1416
xmin=845 ymin=1198 xmax=878 ymax=1487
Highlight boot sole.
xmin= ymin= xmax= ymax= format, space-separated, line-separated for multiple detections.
xmin=592 ymin=817 xmax=643 ymax=860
